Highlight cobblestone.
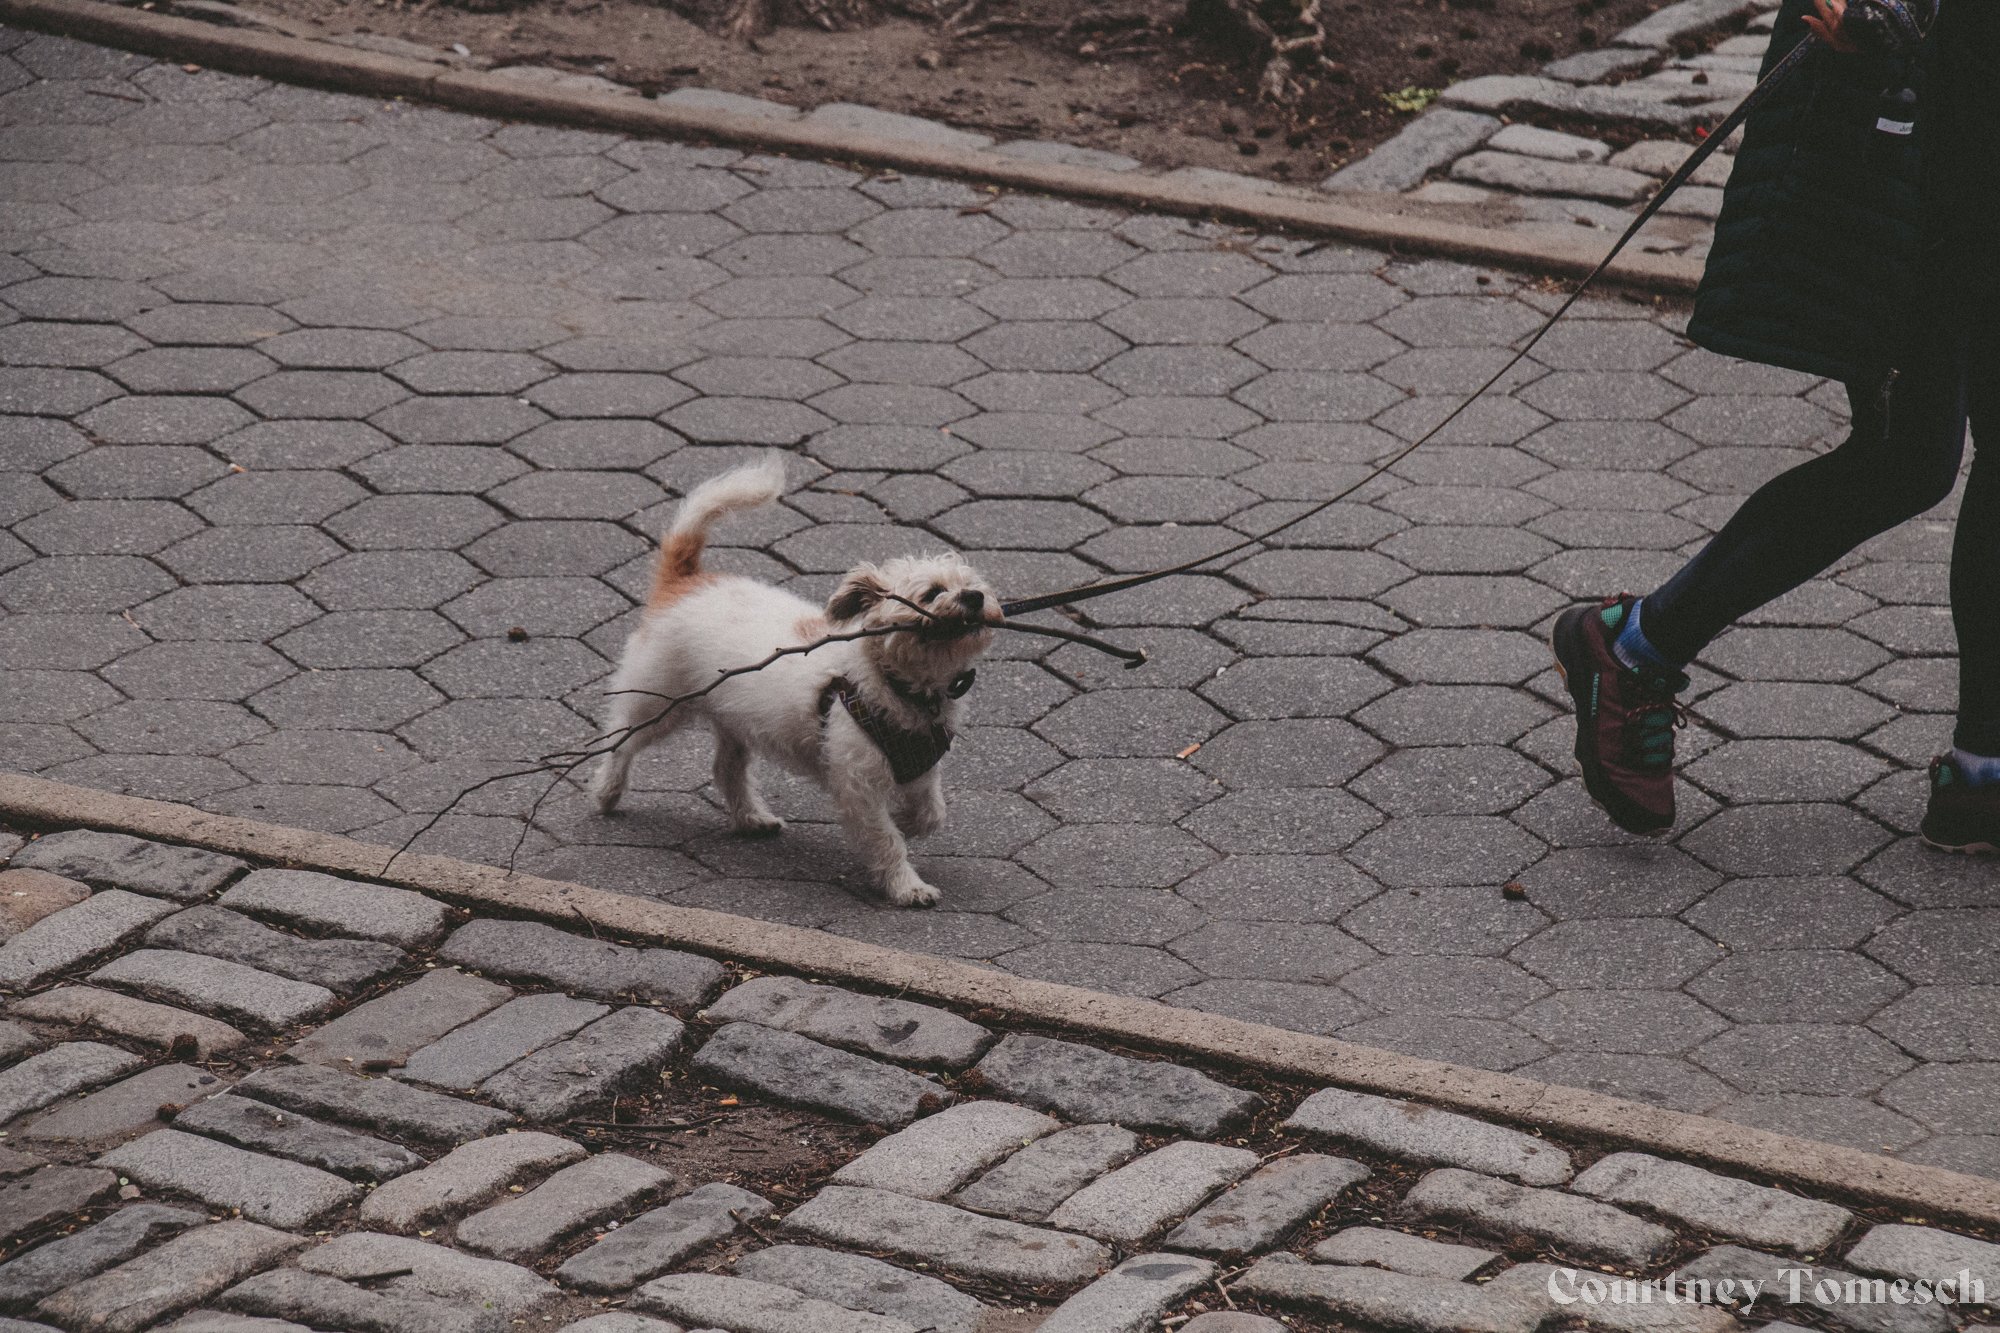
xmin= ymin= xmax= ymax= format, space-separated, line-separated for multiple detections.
xmin=1844 ymin=1223 xmax=2000 ymax=1289
xmin=98 ymin=1129 xmax=361 ymax=1228
xmin=90 ymin=948 xmax=334 ymax=1030
xmin=457 ymin=1152 xmax=673 ymax=1261
xmin=1284 ymin=1087 xmax=1573 ymax=1185
xmin=1570 ymin=1151 xmax=1850 ymax=1254
xmin=296 ymin=1233 xmax=556 ymax=1318
xmin=439 ymin=920 xmax=724 ymax=1008
xmin=9 ymin=830 xmax=245 ymax=901
xmin=702 ymin=975 xmax=992 ymax=1070
xmin=558 ymin=1181 xmax=769 ymax=1291
xmin=1403 ymin=1167 xmax=1677 ymax=1267
xmin=219 ymin=869 xmax=447 ymax=947
xmin=398 ymin=992 xmax=607 ymax=1089
xmin=1311 ymin=1225 xmax=1498 ymax=1278
xmin=691 ymin=1022 xmax=950 ymax=1128
xmin=970 ymin=1034 xmax=1259 ymax=1136
xmin=1235 ymin=1253 xmax=1539 ymax=1333
xmin=286 ymin=967 xmax=511 ymax=1067
xmin=36 ymin=1221 xmax=304 ymax=1333
xmin=0 ymin=869 xmax=87 ymax=937
xmin=785 ymin=1185 xmax=1111 ymax=1286
xmin=1047 ymin=1140 xmax=1260 ymax=1243
xmin=1039 ymin=1253 xmax=1216 ymax=1333
xmin=0 ymin=1202 xmax=201 ymax=1312
xmin=831 ymin=1100 xmax=1058 ymax=1198
xmin=0 ymin=1165 xmax=119 ymax=1248
xmin=950 ymin=1121 xmax=1142 ymax=1220
xmin=1166 ymin=1152 xmax=1372 ymax=1255
xmin=359 ymin=1130 xmax=586 ymax=1232
xmin=216 ymin=1269 xmax=486 ymax=1333
xmin=0 ymin=1040 xmax=141 ymax=1123
xmin=20 ymin=1064 xmax=224 ymax=1149
xmin=171 ymin=1092 xmax=426 ymax=1181
xmin=637 ymin=1273 xmax=913 ymax=1333
xmin=732 ymin=1246 xmax=978 ymax=1332
xmin=7 ymin=983 xmax=247 ymax=1057
xmin=232 ymin=1063 xmax=513 ymax=1146
xmin=1673 ymin=1247 xmax=1952 ymax=1333
xmin=0 ymin=889 xmax=177 ymax=989
xmin=146 ymin=905 xmax=406 ymax=991
xmin=479 ymin=1005 xmax=686 ymax=1120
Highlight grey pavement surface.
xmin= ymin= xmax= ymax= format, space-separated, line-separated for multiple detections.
xmin=10 ymin=836 xmax=1997 ymax=1333
xmin=1 ymin=26 xmax=1995 ymax=1181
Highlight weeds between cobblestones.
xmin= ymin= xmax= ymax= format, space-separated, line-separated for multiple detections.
xmin=3 ymin=823 xmax=2000 ymax=1333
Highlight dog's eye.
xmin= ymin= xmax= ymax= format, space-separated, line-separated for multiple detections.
xmin=921 ymin=585 xmax=945 ymax=604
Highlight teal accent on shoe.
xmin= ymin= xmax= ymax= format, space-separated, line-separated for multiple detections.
xmin=1600 ymin=604 xmax=1625 ymax=631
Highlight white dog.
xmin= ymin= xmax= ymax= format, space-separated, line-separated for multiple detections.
xmin=590 ymin=454 xmax=1000 ymax=907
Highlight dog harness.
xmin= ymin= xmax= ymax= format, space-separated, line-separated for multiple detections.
xmin=817 ymin=670 xmax=975 ymax=785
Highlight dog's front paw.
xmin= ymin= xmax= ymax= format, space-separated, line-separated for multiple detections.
xmin=883 ymin=865 xmax=940 ymax=908
xmin=731 ymin=812 xmax=785 ymax=838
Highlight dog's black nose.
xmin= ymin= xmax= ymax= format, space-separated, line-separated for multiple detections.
xmin=961 ymin=590 xmax=984 ymax=613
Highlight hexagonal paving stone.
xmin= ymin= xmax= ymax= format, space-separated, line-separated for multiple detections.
xmin=1515 ymin=989 xmax=1727 ymax=1055
xmin=1865 ymin=908 xmax=2000 ymax=985
xmin=1696 ymin=682 xmax=1895 ymax=740
xmin=1687 ymin=949 xmax=1909 ymax=1022
xmin=1666 ymin=395 xmax=1838 ymax=447
xmin=1241 ymin=274 xmax=1403 ymax=324
xmin=1187 ymin=719 xmax=1383 ymax=789
xmin=1031 ymin=689 xmax=1230 ymax=761
xmin=272 ymin=610 xmax=465 ymax=669
xmin=1683 ymin=740 xmax=1889 ymax=804
xmin=1017 ymin=823 xmax=1216 ymax=889
xmin=1693 ymin=1023 xmax=1912 ymax=1097
xmin=1341 ymin=885 xmax=1547 ymax=956
xmin=1348 ymin=746 xmax=1552 ymax=816
xmin=1678 ymin=803 xmax=1894 ymax=876
xmin=1197 ymin=657 xmax=1393 ymax=721
xmin=1339 ymin=955 xmax=1547 ymax=1018
xmin=1345 ymin=816 xmax=1543 ymax=889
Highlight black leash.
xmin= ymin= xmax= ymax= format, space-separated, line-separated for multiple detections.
xmin=1000 ymin=35 xmax=1820 ymax=620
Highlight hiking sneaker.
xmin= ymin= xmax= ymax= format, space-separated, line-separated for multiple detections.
xmin=1551 ymin=595 xmax=1691 ymax=835
xmin=1921 ymin=754 xmax=2000 ymax=853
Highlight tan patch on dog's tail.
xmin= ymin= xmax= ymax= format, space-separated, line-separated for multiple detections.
xmin=649 ymin=453 xmax=786 ymax=610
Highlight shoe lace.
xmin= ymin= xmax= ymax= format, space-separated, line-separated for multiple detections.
xmin=1626 ymin=678 xmax=1691 ymax=771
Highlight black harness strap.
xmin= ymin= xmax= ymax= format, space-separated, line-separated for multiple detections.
xmin=999 ymin=35 xmax=1821 ymax=621
xmin=818 ymin=672 xmax=972 ymax=784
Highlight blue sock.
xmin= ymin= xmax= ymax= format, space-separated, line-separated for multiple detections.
xmin=1951 ymin=747 xmax=2000 ymax=786
xmin=1608 ymin=599 xmax=1677 ymax=674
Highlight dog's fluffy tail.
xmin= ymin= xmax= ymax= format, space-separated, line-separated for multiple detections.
xmin=650 ymin=453 xmax=785 ymax=607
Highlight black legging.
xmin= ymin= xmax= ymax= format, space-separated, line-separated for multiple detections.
xmin=1642 ymin=294 xmax=1999 ymax=753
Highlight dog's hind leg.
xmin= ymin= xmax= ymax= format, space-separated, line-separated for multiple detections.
xmin=714 ymin=731 xmax=783 ymax=836
xmin=588 ymin=690 xmax=686 ymax=814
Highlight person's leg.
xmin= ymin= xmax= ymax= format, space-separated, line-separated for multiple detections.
xmin=1632 ymin=356 xmax=1969 ymax=669
xmin=1949 ymin=305 xmax=2000 ymax=760
xmin=1555 ymin=307 xmax=1971 ymax=836
xmin=1924 ymin=309 xmax=2000 ymax=849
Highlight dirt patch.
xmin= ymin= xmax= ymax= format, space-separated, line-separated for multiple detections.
xmin=237 ymin=0 xmax=1679 ymax=183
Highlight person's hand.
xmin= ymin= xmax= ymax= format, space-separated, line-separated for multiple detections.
xmin=1803 ymin=0 xmax=1861 ymax=51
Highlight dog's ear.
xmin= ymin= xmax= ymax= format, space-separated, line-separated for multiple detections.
xmin=827 ymin=565 xmax=888 ymax=622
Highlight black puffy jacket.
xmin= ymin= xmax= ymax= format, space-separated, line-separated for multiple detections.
xmin=1686 ymin=0 xmax=1936 ymax=384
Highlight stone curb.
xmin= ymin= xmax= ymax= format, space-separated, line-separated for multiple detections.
xmin=0 ymin=0 xmax=1703 ymax=294
xmin=2 ymin=773 xmax=1995 ymax=1228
